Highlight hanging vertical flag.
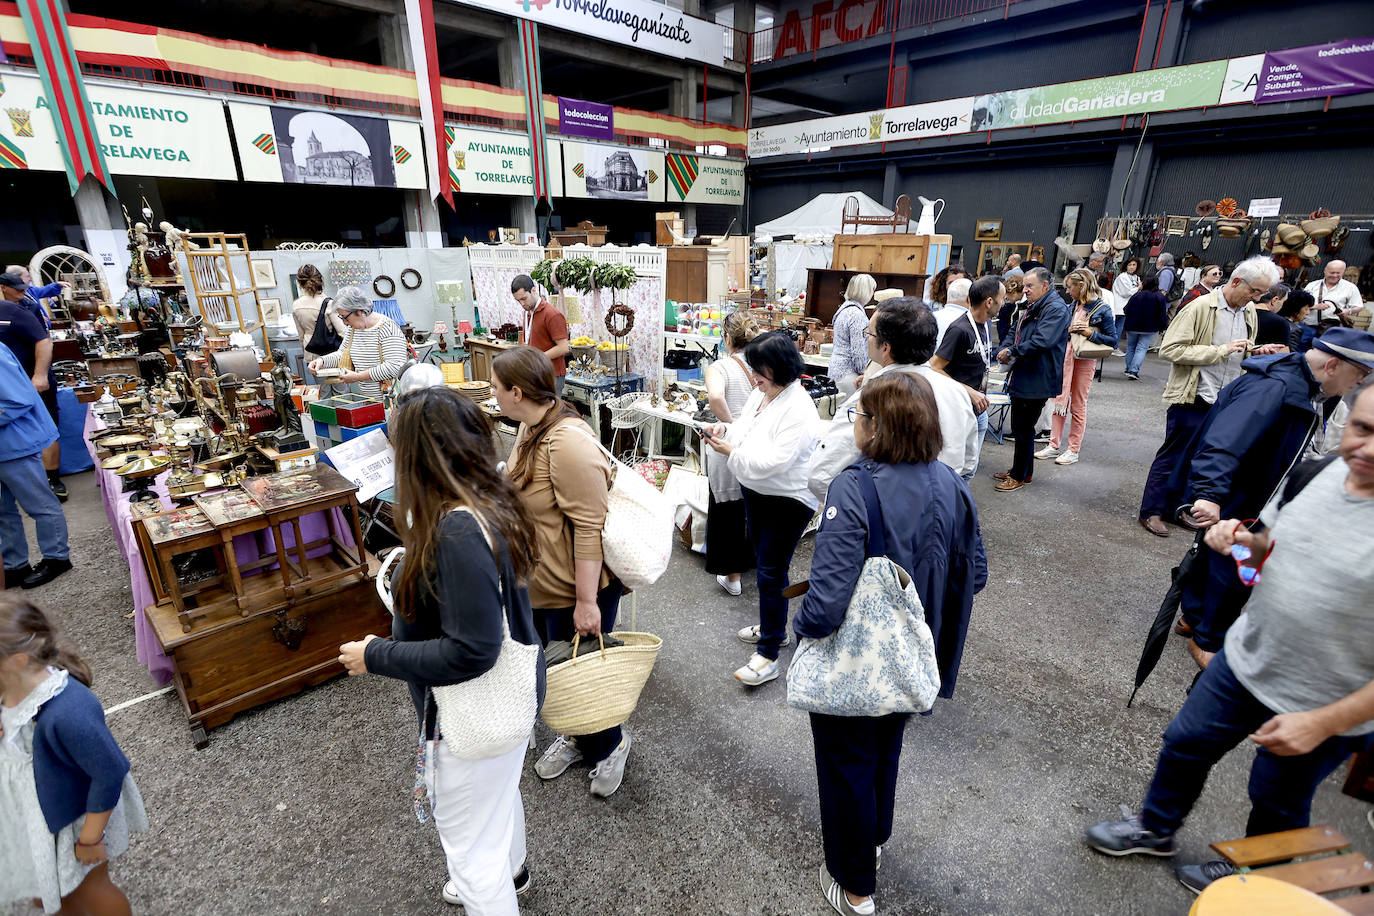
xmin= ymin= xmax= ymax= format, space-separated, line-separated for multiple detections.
xmin=403 ymin=0 xmax=450 ymax=207
xmin=517 ymin=20 xmax=552 ymax=204
xmin=16 ymin=0 xmax=110 ymax=194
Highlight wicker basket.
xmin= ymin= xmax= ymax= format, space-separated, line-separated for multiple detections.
xmin=541 ymin=632 xmax=662 ymax=736
xmin=1301 ymin=215 xmax=1339 ymax=239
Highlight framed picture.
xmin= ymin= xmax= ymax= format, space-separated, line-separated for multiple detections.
xmin=250 ymin=258 xmax=277 ymax=289
xmin=1052 ymin=203 xmax=1083 ymax=277
xmin=289 ymin=273 xmax=301 ymax=301
xmin=1166 ymin=215 xmax=1190 ymax=236
xmin=979 ymin=242 xmax=1031 ymax=276
xmin=258 ymin=297 xmax=281 ymax=322
xmin=974 ymin=219 xmax=1002 ymax=241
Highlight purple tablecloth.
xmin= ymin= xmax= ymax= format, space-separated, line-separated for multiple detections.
xmin=85 ymin=413 xmax=355 ymax=685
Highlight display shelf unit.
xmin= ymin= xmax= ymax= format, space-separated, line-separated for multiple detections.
xmin=181 ymin=232 xmax=266 ymax=335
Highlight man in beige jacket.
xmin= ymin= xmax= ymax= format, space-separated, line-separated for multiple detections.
xmin=1137 ymin=256 xmax=1284 ymax=537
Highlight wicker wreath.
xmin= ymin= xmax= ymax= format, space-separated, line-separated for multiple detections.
xmin=373 ymin=274 xmax=395 ymax=298
xmin=400 ymin=267 xmax=422 ymax=290
xmin=605 ymin=303 xmax=635 ymax=338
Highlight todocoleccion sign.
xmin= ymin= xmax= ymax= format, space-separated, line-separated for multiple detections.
xmin=1254 ymin=37 xmax=1374 ymax=103
xmin=558 ymin=97 xmax=615 ymax=141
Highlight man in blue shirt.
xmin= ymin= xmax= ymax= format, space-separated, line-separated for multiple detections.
xmin=0 ymin=337 xmax=71 ymax=588
xmin=3 ymin=263 xmax=70 ymax=329
xmin=0 ymin=273 xmax=66 ymax=501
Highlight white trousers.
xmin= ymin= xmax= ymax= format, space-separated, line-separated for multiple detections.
xmin=426 ymin=737 xmax=528 ymax=916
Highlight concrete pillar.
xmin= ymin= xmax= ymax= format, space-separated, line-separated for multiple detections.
xmin=881 ymin=162 xmax=899 ymax=210
xmin=405 ymin=190 xmax=446 ymax=248
xmin=671 ymin=65 xmax=699 ymax=121
xmin=377 ymin=4 xmax=410 ymax=69
xmin=683 ymin=204 xmax=698 ymax=237
xmin=498 ymin=20 xmax=524 ymax=90
xmin=74 ymin=178 xmax=132 ymax=300
xmin=511 ymin=198 xmax=537 ymax=236
xmin=732 ymin=0 xmax=756 ymax=33
xmin=1104 ymin=138 xmax=1156 ymax=220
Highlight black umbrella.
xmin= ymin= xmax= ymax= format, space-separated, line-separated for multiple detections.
xmin=1127 ymin=534 xmax=1204 ymax=707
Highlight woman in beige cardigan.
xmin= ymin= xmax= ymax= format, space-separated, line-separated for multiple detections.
xmin=492 ymin=346 xmax=632 ymax=799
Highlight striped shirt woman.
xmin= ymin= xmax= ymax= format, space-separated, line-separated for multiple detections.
xmin=308 ymin=286 xmax=409 ymax=399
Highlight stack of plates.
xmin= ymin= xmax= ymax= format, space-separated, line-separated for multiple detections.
xmin=451 ymin=380 xmax=492 ymax=401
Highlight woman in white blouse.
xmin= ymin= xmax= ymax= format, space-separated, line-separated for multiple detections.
xmin=704 ymin=331 xmax=820 ymax=688
xmin=1110 ymin=257 xmax=1141 ymax=356
xmin=307 ymin=286 xmax=408 ymax=399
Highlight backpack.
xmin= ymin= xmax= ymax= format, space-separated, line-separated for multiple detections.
xmin=305 ymin=297 xmax=339 ymax=356
xmin=1155 ymin=268 xmax=1185 ymax=302
xmin=1276 ymin=455 xmax=1338 ymax=513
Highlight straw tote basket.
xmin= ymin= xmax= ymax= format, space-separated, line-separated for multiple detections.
xmin=541 ymin=632 xmax=663 ymax=736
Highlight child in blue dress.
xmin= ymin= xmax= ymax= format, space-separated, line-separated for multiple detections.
xmin=0 ymin=596 xmax=147 ymax=915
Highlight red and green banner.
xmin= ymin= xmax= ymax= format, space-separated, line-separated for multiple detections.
xmin=15 ymin=0 xmax=109 ymax=193
xmin=517 ymin=19 xmax=552 ymax=204
xmin=665 ymin=154 xmax=698 ymax=199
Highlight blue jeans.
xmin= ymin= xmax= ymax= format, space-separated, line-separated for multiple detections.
xmin=1114 ymin=315 xmax=1127 ymax=347
xmin=1124 ymin=331 xmax=1153 ymax=375
xmin=0 ymin=452 xmax=69 ymax=570
xmin=741 ymin=487 xmax=814 ymax=661
xmin=1139 ymin=399 xmax=1209 ymax=520
xmin=963 ymin=409 xmax=989 ymax=482
xmin=1140 ymin=650 xmax=1374 ymax=838
xmin=535 ymin=580 xmax=624 ymax=764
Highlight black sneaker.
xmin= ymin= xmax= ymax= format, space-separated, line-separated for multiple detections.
xmin=3 ymin=564 xmax=33 ymax=589
xmin=1084 ymin=806 xmax=1176 ymax=857
xmin=1176 ymin=860 xmax=1234 ymax=894
xmin=1035 ymin=429 xmax=1052 ymax=441
xmin=50 ymin=478 xmax=68 ymax=502
xmin=513 ymin=866 xmax=532 ymax=896
xmin=21 ymin=558 xmax=73 ymax=589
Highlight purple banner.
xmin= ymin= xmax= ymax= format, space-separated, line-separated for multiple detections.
xmin=558 ymin=97 xmax=615 ymax=141
xmin=1255 ymin=37 xmax=1374 ymax=103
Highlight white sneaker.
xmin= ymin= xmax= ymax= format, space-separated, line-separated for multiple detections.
xmin=1034 ymin=444 xmax=1059 ymax=459
xmin=589 ymin=730 xmax=632 ymax=798
xmin=716 ymin=574 xmax=742 ymax=596
xmin=820 ymin=864 xmax=876 ymax=915
xmin=1112 ymin=349 xmax=1126 ymax=357
xmin=737 ymin=624 xmax=791 ymax=647
xmin=1055 ymin=450 xmax=1080 ymax=465
xmin=734 ymin=653 xmax=780 ymax=686
xmin=534 ymin=734 xmax=582 ymax=780
xmin=443 ymin=868 xmax=531 ymax=905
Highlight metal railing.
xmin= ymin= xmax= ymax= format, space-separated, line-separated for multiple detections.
xmin=752 ymin=0 xmax=1031 ymax=63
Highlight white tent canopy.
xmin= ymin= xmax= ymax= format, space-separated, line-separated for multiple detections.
xmin=754 ymin=191 xmax=918 ymax=240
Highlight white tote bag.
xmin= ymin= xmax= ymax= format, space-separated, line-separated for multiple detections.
xmin=376 ymin=508 xmax=539 ymax=760
xmin=572 ymin=428 xmax=675 ymax=588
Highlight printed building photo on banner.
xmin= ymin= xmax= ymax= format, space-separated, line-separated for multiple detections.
xmin=227 ymin=101 xmax=425 ymax=189
xmin=273 ymin=108 xmax=395 ymax=187
xmin=585 ymin=143 xmax=650 ymax=200
xmin=564 ymin=142 xmax=663 ymax=200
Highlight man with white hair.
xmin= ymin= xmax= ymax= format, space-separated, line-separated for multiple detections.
xmin=1303 ymin=259 xmax=1364 ymax=326
xmin=1137 ymin=256 xmax=1284 ymax=538
xmin=933 ymin=276 xmax=972 ymax=349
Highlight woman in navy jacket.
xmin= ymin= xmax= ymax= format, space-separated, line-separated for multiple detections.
xmin=339 ymin=388 xmax=544 ymax=912
xmin=793 ymin=373 xmax=986 ymax=916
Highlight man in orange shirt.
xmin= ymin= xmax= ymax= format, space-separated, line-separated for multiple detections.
xmin=512 ymin=274 xmax=571 ymax=395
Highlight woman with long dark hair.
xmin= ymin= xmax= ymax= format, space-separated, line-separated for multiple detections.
xmin=338 ymin=388 xmax=542 ymax=913
xmin=491 ymin=347 xmax=634 ymax=799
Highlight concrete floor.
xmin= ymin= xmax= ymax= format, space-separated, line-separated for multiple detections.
xmin=10 ymin=352 xmax=1371 ymax=916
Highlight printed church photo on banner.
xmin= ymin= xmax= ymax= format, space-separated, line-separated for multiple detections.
xmin=271 ymin=107 xmax=397 ymax=188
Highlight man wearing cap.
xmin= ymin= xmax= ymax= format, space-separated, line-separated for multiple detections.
xmin=0 ymin=339 xmax=71 ymax=589
xmin=3 ymin=264 xmax=69 ymax=329
xmin=1168 ymin=327 xmax=1374 ymax=666
xmin=0 ymin=273 xmax=65 ymax=502
xmin=1303 ymin=260 xmax=1364 ymax=327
